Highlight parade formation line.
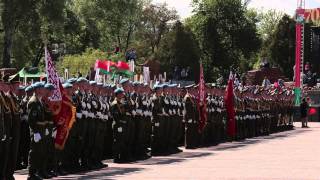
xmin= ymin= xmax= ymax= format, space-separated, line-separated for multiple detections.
xmin=15 ymin=122 xmax=320 ymax=180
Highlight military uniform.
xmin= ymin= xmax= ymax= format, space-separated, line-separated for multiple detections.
xmin=6 ymin=92 xmax=21 ymax=180
xmin=184 ymin=93 xmax=198 ymax=149
xmin=0 ymin=91 xmax=13 ymax=180
xmin=111 ymin=88 xmax=130 ymax=163
xmin=18 ymin=95 xmax=31 ymax=169
xmin=27 ymin=93 xmax=47 ymax=180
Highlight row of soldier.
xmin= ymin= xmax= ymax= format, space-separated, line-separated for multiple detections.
xmin=0 ymin=76 xmax=295 ymax=180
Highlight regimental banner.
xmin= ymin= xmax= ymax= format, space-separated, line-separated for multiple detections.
xmin=304 ymin=8 xmax=320 ymax=25
xmin=45 ymin=47 xmax=62 ymax=101
xmin=198 ymin=64 xmax=207 ymax=133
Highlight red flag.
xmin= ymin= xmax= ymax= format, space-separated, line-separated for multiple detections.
xmin=198 ymin=64 xmax=207 ymax=132
xmin=53 ymin=89 xmax=76 ymax=150
xmin=45 ymin=47 xmax=76 ymax=150
xmin=95 ymin=60 xmax=116 ymax=72
xmin=225 ymin=72 xmax=236 ymax=137
xmin=116 ymin=61 xmax=130 ymax=70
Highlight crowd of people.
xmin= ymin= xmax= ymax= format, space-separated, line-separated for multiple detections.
xmin=0 ymin=75 xmax=295 ymax=180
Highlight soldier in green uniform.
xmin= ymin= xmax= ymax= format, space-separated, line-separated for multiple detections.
xmin=111 ymin=87 xmax=129 ymax=163
xmin=41 ymin=83 xmax=56 ymax=178
xmin=27 ymin=82 xmax=48 ymax=180
xmin=184 ymin=85 xmax=198 ymax=149
xmin=17 ymin=85 xmax=33 ymax=170
xmin=5 ymin=77 xmax=22 ymax=180
xmin=151 ymin=84 xmax=165 ymax=155
xmin=91 ymin=82 xmax=107 ymax=168
xmin=0 ymin=82 xmax=5 ymax=180
xmin=120 ymin=79 xmax=135 ymax=161
xmin=0 ymin=80 xmax=12 ymax=180
xmin=62 ymin=78 xmax=82 ymax=173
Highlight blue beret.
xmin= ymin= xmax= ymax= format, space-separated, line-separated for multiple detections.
xmin=67 ymin=78 xmax=77 ymax=84
xmin=169 ymin=84 xmax=177 ymax=88
xmin=110 ymin=84 xmax=116 ymax=89
xmin=153 ymin=83 xmax=161 ymax=90
xmin=77 ymin=77 xmax=88 ymax=83
xmin=62 ymin=83 xmax=73 ymax=89
xmin=162 ymin=84 xmax=169 ymax=88
xmin=19 ymin=86 xmax=26 ymax=90
xmin=120 ymin=78 xmax=129 ymax=84
xmin=114 ymin=88 xmax=124 ymax=94
xmin=44 ymin=83 xmax=55 ymax=90
xmin=89 ymin=81 xmax=96 ymax=85
xmin=25 ymin=86 xmax=34 ymax=92
xmin=32 ymin=82 xmax=44 ymax=89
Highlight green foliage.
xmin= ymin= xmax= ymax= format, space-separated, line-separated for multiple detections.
xmin=156 ymin=21 xmax=200 ymax=80
xmin=264 ymin=15 xmax=296 ymax=78
xmin=58 ymin=48 xmax=125 ymax=76
xmin=188 ymin=0 xmax=261 ymax=81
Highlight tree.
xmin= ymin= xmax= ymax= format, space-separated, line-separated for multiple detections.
xmin=0 ymin=0 xmax=66 ymax=68
xmin=188 ymin=0 xmax=261 ymax=81
xmin=156 ymin=21 xmax=200 ymax=80
xmin=138 ymin=3 xmax=178 ymax=54
xmin=1 ymin=0 xmax=34 ymax=67
xmin=257 ymin=9 xmax=284 ymax=41
xmin=267 ymin=15 xmax=296 ymax=78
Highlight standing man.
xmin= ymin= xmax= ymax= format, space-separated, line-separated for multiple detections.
xmin=111 ymin=88 xmax=129 ymax=163
xmin=27 ymin=82 xmax=47 ymax=180
xmin=5 ymin=76 xmax=22 ymax=180
xmin=184 ymin=85 xmax=198 ymax=149
xmin=300 ymin=98 xmax=309 ymax=128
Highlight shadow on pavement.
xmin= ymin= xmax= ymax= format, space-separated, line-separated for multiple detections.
xmin=52 ymin=167 xmax=144 ymax=180
xmin=203 ymin=128 xmax=310 ymax=152
xmin=134 ymin=151 xmax=212 ymax=165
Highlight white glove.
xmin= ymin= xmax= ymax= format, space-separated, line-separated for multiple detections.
xmin=92 ymin=101 xmax=97 ymax=107
xmin=81 ymin=102 xmax=86 ymax=109
xmin=45 ymin=129 xmax=49 ymax=136
xmin=87 ymin=103 xmax=91 ymax=110
xmin=52 ymin=130 xmax=57 ymax=138
xmin=34 ymin=133 xmax=41 ymax=143
xmin=118 ymin=127 xmax=123 ymax=132
xmin=76 ymin=113 xmax=83 ymax=119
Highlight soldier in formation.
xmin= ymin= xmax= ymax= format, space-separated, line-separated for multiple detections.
xmin=0 ymin=76 xmax=297 ymax=180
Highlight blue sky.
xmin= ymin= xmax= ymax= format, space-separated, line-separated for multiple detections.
xmin=152 ymin=0 xmax=320 ymax=19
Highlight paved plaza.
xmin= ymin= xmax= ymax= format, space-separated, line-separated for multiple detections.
xmin=15 ymin=122 xmax=320 ymax=180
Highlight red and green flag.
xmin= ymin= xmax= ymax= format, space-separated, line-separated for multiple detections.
xmin=95 ymin=59 xmax=134 ymax=78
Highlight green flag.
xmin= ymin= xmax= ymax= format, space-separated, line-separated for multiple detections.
xmin=294 ymin=88 xmax=302 ymax=106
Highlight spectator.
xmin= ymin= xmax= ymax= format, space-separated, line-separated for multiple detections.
xmin=241 ymin=73 xmax=246 ymax=86
xmin=262 ymin=76 xmax=271 ymax=88
xmin=234 ymin=77 xmax=240 ymax=87
xmin=173 ymin=66 xmax=180 ymax=80
xmin=77 ymin=71 xmax=82 ymax=78
xmin=300 ymin=98 xmax=309 ymax=128
xmin=181 ymin=68 xmax=186 ymax=80
xmin=185 ymin=66 xmax=191 ymax=80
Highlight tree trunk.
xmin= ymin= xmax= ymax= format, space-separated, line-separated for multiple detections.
xmin=117 ymin=34 xmax=121 ymax=52
xmin=2 ymin=1 xmax=15 ymax=68
xmin=125 ymin=25 xmax=133 ymax=52
xmin=2 ymin=27 xmax=14 ymax=68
